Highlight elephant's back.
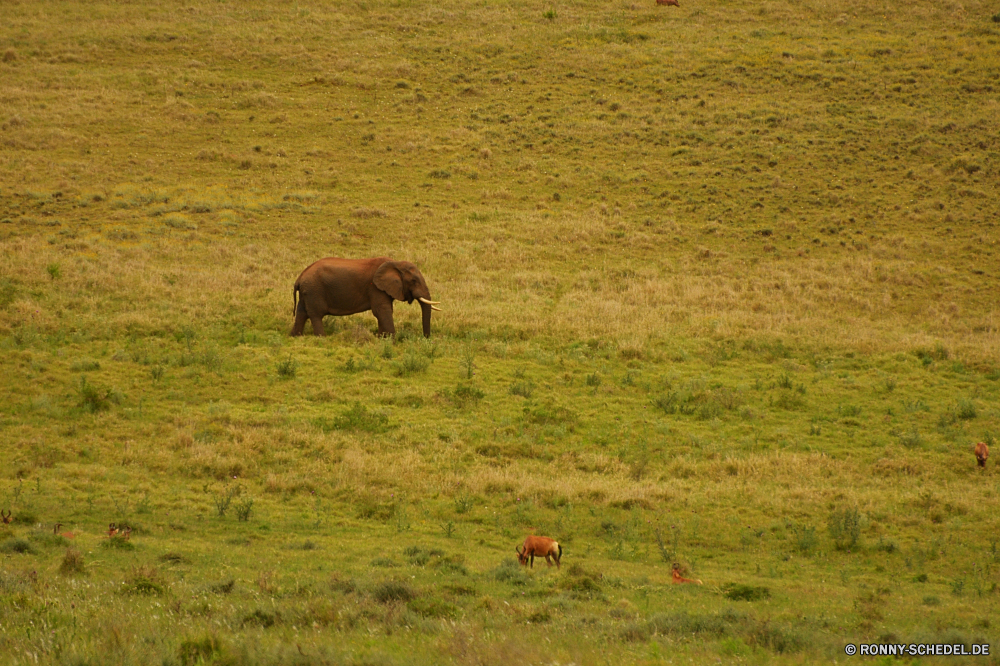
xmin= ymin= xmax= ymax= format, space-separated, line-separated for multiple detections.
xmin=297 ymin=256 xmax=390 ymax=283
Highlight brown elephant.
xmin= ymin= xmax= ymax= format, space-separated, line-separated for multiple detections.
xmin=291 ymin=257 xmax=440 ymax=337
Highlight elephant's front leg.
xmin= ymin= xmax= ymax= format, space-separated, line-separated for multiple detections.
xmin=371 ymin=300 xmax=395 ymax=337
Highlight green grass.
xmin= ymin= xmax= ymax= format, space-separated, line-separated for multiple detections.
xmin=1 ymin=0 xmax=1000 ymax=664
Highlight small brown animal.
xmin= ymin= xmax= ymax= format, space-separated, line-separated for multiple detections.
xmin=53 ymin=523 xmax=76 ymax=539
xmin=1 ymin=509 xmax=11 ymax=525
xmin=671 ymin=562 xmax=703 ymax=585
xmin=975 ymin=441 xmax=989 ymax=467
xmin=516 ymin=536 xmax=563 ymax=568
xmin=107 ymin=523 xmax=119 ymax=537
xmin=657 ymin=0 xmax=680 ymax=6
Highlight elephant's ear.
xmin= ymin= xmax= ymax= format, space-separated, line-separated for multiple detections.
xmin=373 ymin=262 xmax=406 ymax=301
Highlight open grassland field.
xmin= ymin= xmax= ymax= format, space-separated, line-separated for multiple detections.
xmin=1 ymin=0 xmax=1000 ymax=663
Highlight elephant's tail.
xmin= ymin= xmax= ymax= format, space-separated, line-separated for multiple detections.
xmin=293 ymin=281 xmax=300 ymax=316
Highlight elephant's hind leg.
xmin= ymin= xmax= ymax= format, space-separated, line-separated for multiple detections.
xmin=291 ymin=306 xmax=308 ymax=336
xmin=310 ymin=314 xmax=326 ymax=336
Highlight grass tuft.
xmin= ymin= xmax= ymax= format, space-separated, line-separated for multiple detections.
xmin=59 ymin=548 xmax=86 ymax=575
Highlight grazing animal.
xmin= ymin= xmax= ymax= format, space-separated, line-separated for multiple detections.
xmin=671 ymin=563 xmax=703 ymax=585
xmin=657 ymin=0 xmax=680 ymax=6
xmin=516 ymin=536 xmax=562 ymax=568
xmin=53 ymin=523 xmax=76 ymax=539
xmin=291 ymin=257 xmax=440 ymax=338
xmin=1 ymin=509 xmax=11 ymax=525
xmin=975 ymin=441 xmax=989 ymax=468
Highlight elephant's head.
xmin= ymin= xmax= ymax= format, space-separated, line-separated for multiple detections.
xmin=373 ymin=260 xmax=440 ymax=337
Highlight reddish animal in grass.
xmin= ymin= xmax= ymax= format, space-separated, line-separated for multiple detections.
xmin=672 ymin=563 xmax=703 ymax=585
xmin=975 ymin=441 xmax=989 ymax=467
xmin=656 ymin=0 xmax=680 ymax=6
xmin=1 ymin=509 xmax=11 ymax=525
xmin=53 ymin=523 xmax=76 ymax=539
xmin=516 ymin=536 xmax=563 ymax=568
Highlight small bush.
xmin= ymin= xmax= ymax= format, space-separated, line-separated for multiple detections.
xmin=509 ymin=381 xmax=534 ymax=398
xmin=333 ymin=402 xmax=393 ymax=433
xmin=792 ymin=524 xmax=817 ymax=554
xmin=234 ymin=497 xmax=254 ymax=522
xmin=444 ymin=583 xmax=477 ymax=596
xmin=77 ymin=376 xmax=116 ymax=413
xmin=405 ymin=546 xmax=435 ymax=566
xmin=829 ymin=506 xmax=862 ymax=550
xmin=178 ymin=635 xmax=225 ymax=666
xmin=491 ymin=558 xmax=531 ymax=586
xmin=242 ymin=609 xmax=277 ymax=627
xmin=722 ymin=583 xmax=771 ymax=601
xmin=449 ymin=383 xmax=485 ymax=407
xmin=59 ymin=548 xmax=86 ymax=575
xmin=209 ymin=579 xmax=235 ymax=594
xmin=392 ymin=353 xmax=429 ymax=376
xmin=0 ymin=538 xmax=35 ymax=554
xmin=523 ymin=401 xmax=576 ymax=426
xmin=408 ymin=597 xmax=459 ymax=619
xmin=558 ymin=564 xmax=603 ymax=598
xmin=276 ymin=355 xmax=297 ymax=378
xmin=371 ymin=580 xmax=417 ymax=603
xmin=70 ymin=358 xmax=101 ymax=372
xmin=748 ymin=620 xmax=803 ymax=653
xmin=159 ymin=552 xmax=189 ymax=564
xmin=101 ymin=536 xmax=135 ymax=551
xmin=898 ymin=425 xmax=924 ymax=448
xmin=11 ymin=511 xmax=38 ymax=526
xmin=214 ymin=485 xmax=241 ymax=517
xmin=956 ymin=399 xmax=977 ymax=420
xmin=122 ymin=565 xmax=166 ymax=595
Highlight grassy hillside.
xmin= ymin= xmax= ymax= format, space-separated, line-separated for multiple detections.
xmin=1 ymin=0 xmax=999 ymax=664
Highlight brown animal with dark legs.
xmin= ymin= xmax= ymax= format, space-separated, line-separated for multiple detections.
xmin=516 ymin=536 xmax=562 ymax=568
xmin=672 ymin=563 xmax=703 ymax=585
xmin=975 ymin=441 xmax=989 ymax=468
xmin=53 ymin=523 xmax=76 ymax=539
xmin=291 ymin=257 xmax=440 ymax=338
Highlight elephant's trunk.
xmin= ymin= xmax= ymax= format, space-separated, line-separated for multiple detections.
xmin=420 ymin=300 xmax=432 ymax=338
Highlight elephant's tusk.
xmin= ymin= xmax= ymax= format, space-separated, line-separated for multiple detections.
xmin=418 ymin=298 xmax=440 ymax=305
xmin=430 ymin=305 xmax=442 ymax=312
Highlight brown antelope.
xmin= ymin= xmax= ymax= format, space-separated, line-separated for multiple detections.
xmin=107 ymin=523 xmax=119 ymax=537
xmin=516 ymin=536 xmax=562 ymax=569
xmin=672 ymin=563 xmax=703 ymax=585
xmin=975 ymin=441 xmax=989 ymax=468
xmin=53 ymin=523 xmax=76 ymax=539
xmin=656 ymin=0 xmax=680 ymax=6
xmin=1 ymin=509 xmax=11 ymax=525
